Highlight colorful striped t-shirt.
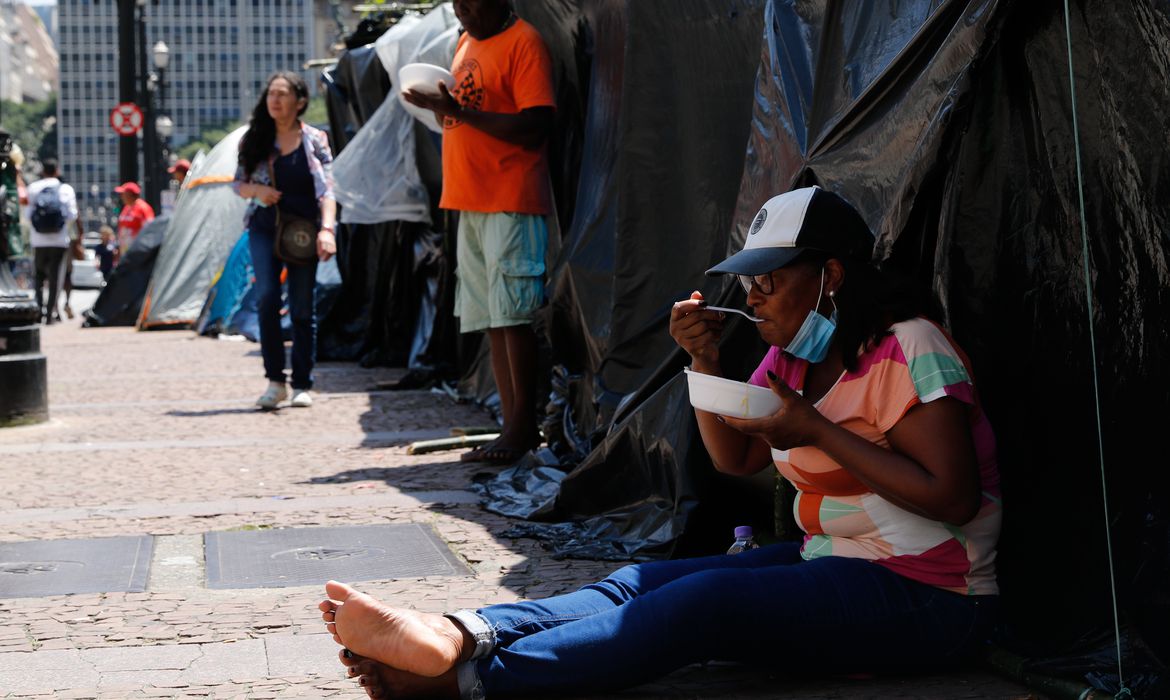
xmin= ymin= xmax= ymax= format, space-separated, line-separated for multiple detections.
xmin=749 ymin=317 xmax=1001 ymax=595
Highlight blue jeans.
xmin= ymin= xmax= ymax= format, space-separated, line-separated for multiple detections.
xmin=457 ymin=543 xmax=997 ymax=698
xmin=248 ymin=227 xmax=318 ymax=389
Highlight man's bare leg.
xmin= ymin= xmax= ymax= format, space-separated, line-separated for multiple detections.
xmin=494 ymin=324 xmax=540 ymax=453
xmin=319 ymin=581 xmax=474 ymax=678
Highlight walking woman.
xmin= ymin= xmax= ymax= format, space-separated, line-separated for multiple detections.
xmin=233 ymin=71 xmax=337 ymax=409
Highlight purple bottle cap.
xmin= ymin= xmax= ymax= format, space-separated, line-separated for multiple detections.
xmin=734 ymin=526 xmax=753 ymax=538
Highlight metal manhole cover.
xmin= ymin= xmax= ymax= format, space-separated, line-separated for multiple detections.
xmin=204 ymin=523 xmax=471 ymax=589
xmin=0 ymin=536 xmax=153 ymax=599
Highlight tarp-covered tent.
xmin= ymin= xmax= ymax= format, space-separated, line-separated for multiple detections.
xmin=318 ymin=6 xmax=462 ymax=375
xmin=323 ymin=0 xmax=1168 ymax=689
xmin=476 ymin=0 xmax=1170 ymax=693
xmin=82 ymin=215 xmax=170 ymax=327
xmin=139 ymin=126 xmax=248 ymax=329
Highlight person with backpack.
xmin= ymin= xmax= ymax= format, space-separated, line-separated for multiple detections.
xmin=24 ymin=159 xmax=82 ymax=325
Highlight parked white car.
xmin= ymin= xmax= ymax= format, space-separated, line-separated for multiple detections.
xmin=70 ymin=232 xmax=106 ymax=290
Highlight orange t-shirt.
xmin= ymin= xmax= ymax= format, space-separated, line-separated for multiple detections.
xmin=439 ymin=20 xmax=556 ymax=215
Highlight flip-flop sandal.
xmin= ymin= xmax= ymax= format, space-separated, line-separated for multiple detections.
xmin=460 ymin=444 xmax=493 ymax=462
xmin=479 ymin=446 xmax=529 ymax=466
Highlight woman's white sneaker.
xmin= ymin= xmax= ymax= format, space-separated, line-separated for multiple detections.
xmin=290 ymin=390 xmax=313 ymax=408
xmin=256 ymin=381 xmax=289 ymax=409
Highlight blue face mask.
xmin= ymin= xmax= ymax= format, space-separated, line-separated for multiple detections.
xmin=783 ymin=268 xmax=837 ymax=363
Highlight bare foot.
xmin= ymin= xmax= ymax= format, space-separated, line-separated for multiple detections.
xmin=319 ymin=580 xmax=466 ymax=678
xmin=338 ymin=648 xmax=460 ymax=699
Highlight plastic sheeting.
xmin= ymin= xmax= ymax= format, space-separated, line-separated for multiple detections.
xmin=726 ymin=0 xmax=1170 ymax=684
xmin=332 ymin=5 xmax=458 ymax=225
xmin=139 ymin=126 xmax=248 ymax=329
xmin=82 ymin=215 xmax=169 ymax=327
xmin=475 ymin=0 xmax=770 ymax=559
xmin=319 ymin=11 xmax=456 ymax=370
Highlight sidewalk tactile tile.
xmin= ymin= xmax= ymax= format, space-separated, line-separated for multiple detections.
xmin=204 ymin=523 xmax=470 ymax=589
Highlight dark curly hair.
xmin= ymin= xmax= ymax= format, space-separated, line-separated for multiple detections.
xmin=238 ymin=71 xmax=309 ymax=178
xmin=792 ymin=251 xmax=926 ymax=373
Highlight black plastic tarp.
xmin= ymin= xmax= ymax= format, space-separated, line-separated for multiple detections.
xmin=475 ymin=0 xmax=1170 ymax=686
xmin=82 ymin=215 xmax=169 ymax=327
xmin=725 ymin=0 xmax=1170 ymax=689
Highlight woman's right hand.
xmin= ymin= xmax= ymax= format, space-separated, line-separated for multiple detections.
xmin=669 ymin=290 xmax=724 ymax=372
xmin=254 ymin=185 xmax=282 ymax=206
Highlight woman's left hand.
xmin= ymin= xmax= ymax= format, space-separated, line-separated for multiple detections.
xmin=317 ymin=230 xmax=336 ymax=262
xmin=721 ymin=372 xmax=833 ymax=451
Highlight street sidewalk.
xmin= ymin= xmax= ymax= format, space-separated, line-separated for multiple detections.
xmin=0 ymin=317 xmax=1040 ymax=699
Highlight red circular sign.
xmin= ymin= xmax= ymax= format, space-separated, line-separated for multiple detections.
xmin=109 ymin=103 xmax=144 ymax=136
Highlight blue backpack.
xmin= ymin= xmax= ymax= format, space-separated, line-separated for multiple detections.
xmin=30 ymin=184 xmax=66 ymax=233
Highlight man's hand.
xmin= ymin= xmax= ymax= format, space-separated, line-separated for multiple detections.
xmin=402 ymin=83 xmax=462 ymax=119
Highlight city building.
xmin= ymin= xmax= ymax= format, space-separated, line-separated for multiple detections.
xmin=0 ymin=0 xmax=58 ymax=104
xmin=56 ymin=0 xmax=344 ymax=224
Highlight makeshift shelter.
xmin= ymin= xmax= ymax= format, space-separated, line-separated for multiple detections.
xmin=324 ymin=0 xmax=1169 ymax=691
xmin=319 ymin=5 xmax=460 ymax=373
xmin=82 ymin=215 xmax=170 ymax=327
xmin=138 ymin=127 xmax=248 ymax=329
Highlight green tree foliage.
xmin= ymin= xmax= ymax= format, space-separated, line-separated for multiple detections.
xmin=0 ymin=97 xmax=58 ymax=169
xmin=173 ymin=95 xmax=327 ymax=162
xmin=175 ymin=120 xmax=241 ymax=162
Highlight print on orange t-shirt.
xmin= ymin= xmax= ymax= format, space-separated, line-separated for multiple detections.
xmin=439 ymin=20 xmax=556 ymax=215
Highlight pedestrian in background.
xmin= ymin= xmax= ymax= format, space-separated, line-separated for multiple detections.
xmin=232 ymin=70 xmax=337 ymax=410
xmin=24 ymin=159 xmax=82 ymax=324
xmin=167 ymin=158 xmax=191 ymax=186
xmin=114 ymin=181 xmax=154 ymax=256
xmin=96 ymin=225 xmax=117 ymax=281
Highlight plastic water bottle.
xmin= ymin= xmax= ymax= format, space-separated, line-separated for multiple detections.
xmin=726 ymin=526 xmax=759 ymax=554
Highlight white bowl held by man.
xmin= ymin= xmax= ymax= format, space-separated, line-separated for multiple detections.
xmin=397 ymin=63 xmax=456 ymax=133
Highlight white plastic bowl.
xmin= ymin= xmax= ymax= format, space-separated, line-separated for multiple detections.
xmin=398 ymin=63 xmax=455 ymax=95
xmin=398 ymin=63 xmax=456 ymax=134
xmin=684 ymin=368 xmax=782 ymax=419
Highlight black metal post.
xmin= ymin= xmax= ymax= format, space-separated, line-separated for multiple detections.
xmin=137 ymin=3 xmax=159 ymax=213
xmin=117 ymin=0 xmax=138 ymax=186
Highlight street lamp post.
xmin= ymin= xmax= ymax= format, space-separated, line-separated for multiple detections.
xmin=152 ymin=41 xmax=171 ymax=213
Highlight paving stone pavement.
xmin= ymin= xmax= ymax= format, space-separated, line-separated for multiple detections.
xmin=0 ymin=318 xmax=1042 ymax=699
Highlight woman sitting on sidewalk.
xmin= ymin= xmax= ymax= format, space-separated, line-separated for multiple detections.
xmin=319 ymin=186 xmax=1002 ymax=699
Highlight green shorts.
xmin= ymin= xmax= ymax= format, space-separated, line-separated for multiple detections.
xmin=455 ymin=211 xmax=548 ymax=333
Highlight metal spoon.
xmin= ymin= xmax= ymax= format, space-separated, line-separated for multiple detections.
xmin=705 ymin=305 xmax=763 ymax=323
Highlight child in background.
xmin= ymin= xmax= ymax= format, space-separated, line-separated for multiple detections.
xmin=96 ymin=225 xmax=117 ymax=282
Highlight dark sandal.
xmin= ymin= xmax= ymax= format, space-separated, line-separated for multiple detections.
xmin=479 ymin=446 xmax=529 ymax=466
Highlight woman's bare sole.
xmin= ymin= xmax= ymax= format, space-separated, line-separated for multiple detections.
xmin=339 ymin=648 xmax=459 ymax=699
xmin=319 ymin=580 xmax=469 ymax=678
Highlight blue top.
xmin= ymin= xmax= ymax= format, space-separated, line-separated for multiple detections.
xmin=250 ymin=146 xmax=319 ymax=236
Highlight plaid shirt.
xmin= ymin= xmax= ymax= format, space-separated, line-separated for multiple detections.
xmin=232 ymin=121 xmax=335 ymax=226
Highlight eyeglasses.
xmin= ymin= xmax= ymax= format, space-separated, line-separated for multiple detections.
xmin=737 ymin=272 xmax=774 ymax=296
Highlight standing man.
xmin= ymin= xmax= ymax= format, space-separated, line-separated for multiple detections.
xmin=404 ymin=0 xmax=555 ymax=465
xmin=114 ymin=181 xmax=155 ymax=255
xmin=24 ymin=159 xmax=82 ymax=324
xmin=167 ymin=158 xmax=191 ymax=185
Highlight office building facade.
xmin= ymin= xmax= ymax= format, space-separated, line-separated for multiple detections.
xmin=56 ymin=0 xmax=322 ymax=223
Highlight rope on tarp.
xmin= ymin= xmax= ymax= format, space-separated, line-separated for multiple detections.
xmin=1061 ymin=2 xmax=1129 ymax=697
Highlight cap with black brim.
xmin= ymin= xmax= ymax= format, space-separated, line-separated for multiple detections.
xmin=705 ymin=186 xmax=874 ymax=279
xmin=705 ymin=246 xmax=805 ymax=277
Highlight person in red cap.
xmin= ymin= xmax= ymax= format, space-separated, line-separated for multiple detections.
xmin=114 ymin=181 xmax=154 ymax=255
xmin=167 ymin=159 xmax=191 ymax=185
